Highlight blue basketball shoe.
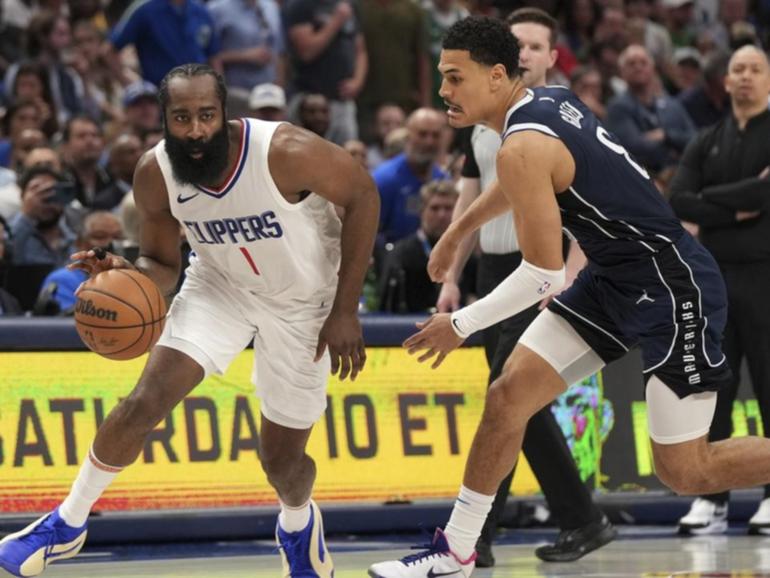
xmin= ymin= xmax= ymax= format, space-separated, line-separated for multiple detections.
xmin=276 ymin=500 xmax=333 ymax=578
xmin=368 ymin=529 xmax=476 ymax=578
xmin=0 ymin=508 xmax=87 ymax=577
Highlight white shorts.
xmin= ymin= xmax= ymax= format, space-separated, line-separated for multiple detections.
xmin=156 ymin=267 xmax=334 ymax=430
xmin=520 ymin=309 xmax=716 ymax=445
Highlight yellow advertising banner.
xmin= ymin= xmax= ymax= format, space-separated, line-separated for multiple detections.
xmin=0 ymin=348 xmax=542 ymax=513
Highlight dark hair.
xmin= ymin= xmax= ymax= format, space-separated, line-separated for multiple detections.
xmin=26 ymin=10 xmax=60 ymax=57
xmin=506 ymin=7 xmax=559 ymax=48
xmin=12 ymin=60 xmax=59 ymax=136
xmin=442 ymin=16 xmax=521 ymax=79
xmin=18 ymin=165 xmax=63 ymax=193
xmin=158 ymin=63 xmax=227 ymax=112
xmin=0 ymin=100 xmax=40 ymax=136
xmin=62 ymin=114 xmax=102 ymax=143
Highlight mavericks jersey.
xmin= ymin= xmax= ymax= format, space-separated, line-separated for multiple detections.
xmin=502 ymin=87 xmax=684 ymax=267
xmin=155 ymin=119 xmax=341 ymax=302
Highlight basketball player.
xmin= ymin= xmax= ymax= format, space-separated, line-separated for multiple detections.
xmin=0 ymin=64 xmax=379 ymax=578
xmin=369 ymin=17 xmax=770 ymax=578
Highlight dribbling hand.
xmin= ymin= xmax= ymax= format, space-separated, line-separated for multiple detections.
xmin=68 ymin=247 xmax=135 ymax=277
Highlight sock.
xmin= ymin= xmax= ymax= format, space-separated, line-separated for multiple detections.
xmin=444 ymin=485 xmax=495 ymax=561
xmin=59 ymin=447 xmax=123 ymax=527
xmin=278 ymin=499 xmax=312 ymax=532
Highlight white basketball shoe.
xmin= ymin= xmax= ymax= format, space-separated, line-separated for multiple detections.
xmin=368 ymin=529 xmax=476 ymax=578
xmin=749 ymin=497 xmax=770 ymax=535
xmin=678 ymin=498 xmax=728 ymax=535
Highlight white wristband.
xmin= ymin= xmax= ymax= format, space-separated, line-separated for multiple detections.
xmin=450 ymin=259 xmax=565 ymax=338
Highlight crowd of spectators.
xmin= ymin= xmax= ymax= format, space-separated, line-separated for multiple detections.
xmin=0 ymin=0 xmax=768 ymax=317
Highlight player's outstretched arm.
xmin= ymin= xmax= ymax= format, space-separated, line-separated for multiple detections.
xmin=128 ymin=150 xmax=183 ymax=295
xmin=269 ymin=124 xmax=380 ymax=381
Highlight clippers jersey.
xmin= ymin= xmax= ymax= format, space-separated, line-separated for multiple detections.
xmin=155 ymin=119 xmax=341 ymax=302
xmin=502 ymin=87 xmax=684 ymax=268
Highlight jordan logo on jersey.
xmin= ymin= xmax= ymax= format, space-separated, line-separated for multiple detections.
xmin=183 ymin=210 xmax=284 ymax=245
xmin=559 ymin=101 xmax=584 ymax=129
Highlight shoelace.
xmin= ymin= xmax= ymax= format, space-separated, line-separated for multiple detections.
xmin=400 ymin=541 xmax=448 ymax=567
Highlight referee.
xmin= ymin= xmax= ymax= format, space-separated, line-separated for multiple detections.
xmin=670 ymin=45 xmax=770 ymax=536
xmin=437 ymin=8 xmax=615 ymax=567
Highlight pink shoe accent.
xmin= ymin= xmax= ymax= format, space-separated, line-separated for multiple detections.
xmin=433 ymin=529 xmax=478 ymax=566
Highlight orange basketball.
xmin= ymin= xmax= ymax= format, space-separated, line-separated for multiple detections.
xmin=74 ymin=269 xmax=167 ymax=360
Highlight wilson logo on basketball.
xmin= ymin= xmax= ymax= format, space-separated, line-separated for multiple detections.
xmin=75 ymin=299 xmax=118 ymax=322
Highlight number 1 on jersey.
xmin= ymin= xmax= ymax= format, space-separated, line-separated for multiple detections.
xmin=239 ymin=247 xmax=261 ymax=275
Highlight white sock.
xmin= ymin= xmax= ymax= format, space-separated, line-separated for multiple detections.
xmin=59 ymin=447 xmax=123 ymax=527
xmin=278 ymin=499 xmax=312 ymax=532
xmin=444 ymin=485 xmax=495 ymax=561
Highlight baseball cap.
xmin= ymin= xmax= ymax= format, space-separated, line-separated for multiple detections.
xmin=673 ymin=47 xmax=703 ymax=67
xmin=249 ymin=83 xmax=286 ymax=110
xmin=123 ymin=80 xmax=158 ymax=107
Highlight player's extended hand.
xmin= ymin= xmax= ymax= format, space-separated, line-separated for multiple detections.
xmin=427 ymin=232 xmax=459 ymax=283
xmin=403 ymin=313 xmax=464 ymax=369
xmin=68 ymin=247 xmax=135 ymax=277
xmin=315 ymin=310 xmax=366 ymax=381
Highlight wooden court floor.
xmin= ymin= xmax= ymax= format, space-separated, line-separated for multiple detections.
xmin=29 ymin=527 xmax=770 ymax=578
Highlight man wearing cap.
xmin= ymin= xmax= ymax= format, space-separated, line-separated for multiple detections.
xmin=209 ymin=0 xmax=284 ymax=91
xmin=123 ymin=81 xmax=162 ymax=136
xmin=249 ymin=82 xmax=287 ymax=121
xmin=108 ymin=0 xmax=222 ymax=86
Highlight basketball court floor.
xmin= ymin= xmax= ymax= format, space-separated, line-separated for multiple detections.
xmin=28 ymin=526 xmax=770 ymax=578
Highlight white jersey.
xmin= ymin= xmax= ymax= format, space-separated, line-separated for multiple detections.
xmin=470 ymin=125 xmax=519 ymax=254
xmin=155 ymin=118 xmax=341 ymax=304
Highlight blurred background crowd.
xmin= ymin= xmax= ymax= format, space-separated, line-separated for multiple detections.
xmin=0 ymin=0 xmax=769 ymax=317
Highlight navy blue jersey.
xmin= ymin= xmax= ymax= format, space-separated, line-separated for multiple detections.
xmin=503 ymin=86 xmax=684 ymax=268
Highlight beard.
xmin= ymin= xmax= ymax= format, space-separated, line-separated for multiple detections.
xmin=164 ymin=122 xmax=231 ymax=187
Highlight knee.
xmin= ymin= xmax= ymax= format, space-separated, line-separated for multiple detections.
xmin=115 ymin=392 xmax=168 ymax=433
xmin=654 ymin=451 xmax=712 ymax=496
xmin=484 ymin=374 xmax=537 ymax=425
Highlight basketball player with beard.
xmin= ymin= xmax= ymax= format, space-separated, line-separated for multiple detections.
xmin=0 ymin=64 xmax=379 ymax=578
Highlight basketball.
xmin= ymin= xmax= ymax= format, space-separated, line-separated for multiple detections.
xmin=74 ymin=269 xmax=167 ymax=360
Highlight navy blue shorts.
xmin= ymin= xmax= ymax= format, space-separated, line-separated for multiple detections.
xmin=549 ymin=235 xmax=732 ymax=398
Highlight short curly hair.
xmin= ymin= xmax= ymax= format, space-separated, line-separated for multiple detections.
xmin=442 ymin=16 xmax=521 ymax=79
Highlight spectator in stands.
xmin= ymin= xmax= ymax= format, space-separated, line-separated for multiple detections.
xmin=284 ymin=0 xmax=367 ymax=144
xmin=248 ymin=82 xmax=287 ymax=121
xmin=23 ymin=145 xmax=62 ymax=172
xmin=374 ymin=107 xmax=446 ymax=244
xmin=9 ymin=166 xmax=76 ymax=266
xmin=708 ymin=0 xmax=750 ymax=51
xmin=626 ymin=0 xmax=674 ymax=70
xmin=8 ymin=60 xmax=59 ymax=137
xmin=38 ymin=210 xmax=123 ymax=313
xmin=606 ymin=44 xmax=695 ymax=176
xmin=679 ymin=50 xmax=731 ymax=129
xmin=0 ymin=214 xmax=22 ymax=315
xmin=70 ymin=19 xmax=126 ymax=124
xmin=122 ymin=81 xmax=161 ymax=137
xmin=589 ymin=39 xmax=628 ymax=102
xmin=379 ymin=180 xmax=474 ymax=313
xmin=669 ymin=44 xmax=770 ymax=536
xmin=382 ymin=126 xmax=409 ymax=161
xmin=366 ymin=103 xmax=406 ymax=170
xmin=108 ymin=133 xmax=142 ymax=200
xmin=343 ymin=139 xmax=367 ymax=168
xmin=662 ymin=0 xmax=697 ymax=48
xmin=571 ymin=65 xmax=607 ymax=120
xmin=62 ymin=116 xmax=121 ymax=218
xmin=359 ymin=0 xmax=429 ymax=137
xmin=0 ymin=101 xmax=44 ymax=169
xmin=209 ymin=0 xmax=285 ymax=90
xmin=671 ymin=46 xmax=704 ymax=93
xmin=296 ymin=93 xmax=331 ymax=139
xmin=4 ymin=11 xmax=85 ymax=123
xmin=422 ymin=0 xmax=468 ymax=110
xmin=562 ymin=0 xmax=596 ymax=62
xmin=9 ymin=128 xmax=47 ymax=175
xmin=108 ymin=0 xmax=222 ymax=86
